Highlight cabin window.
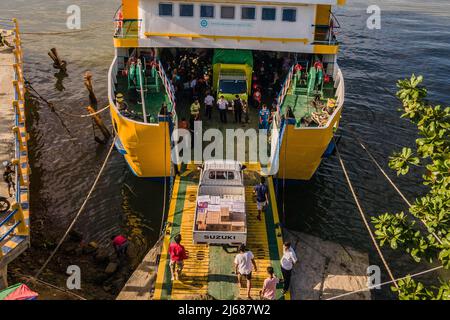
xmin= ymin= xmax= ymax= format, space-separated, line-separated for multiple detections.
xmin=179 ymin=4 xmax=194 ymax=17
xmin=241 ymin=7 xmax=256 ymax=20
xmin=221 ymin=6 xmax=235 ymax=19
xmin=200 ymin=5 xmax=215 ymax=18
xmin=282 ymin=8 xmax=296 ymax=22
xmin=159 ymin=3 xmax=173 ymax=16
xmin=261 ymin=8 xmax=276 ymax=21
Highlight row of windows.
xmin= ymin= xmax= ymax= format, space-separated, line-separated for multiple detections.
xmin=158 ymin=3 xmax=297 ymax=22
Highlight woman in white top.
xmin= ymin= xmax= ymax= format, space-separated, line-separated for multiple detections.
xmin=280 ymin=241 xmax=298 ymax=294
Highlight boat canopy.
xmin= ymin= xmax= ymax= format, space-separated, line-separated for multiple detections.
xmin=212 ymin=49 xmax=253 ymax=68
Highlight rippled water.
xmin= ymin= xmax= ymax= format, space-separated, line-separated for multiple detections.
xmin=1 ymin=0 xmax=449 ymax=299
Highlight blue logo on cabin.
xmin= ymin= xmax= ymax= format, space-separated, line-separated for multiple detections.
xmin=200 ymin=19 xmax=208 ymax=28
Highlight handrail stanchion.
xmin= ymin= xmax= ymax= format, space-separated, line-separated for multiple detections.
xmin=11 ymin=158 xmax=25 ymax=187
xmin=13 ymin=100 xmax=23 ymax=124
xmin=11 ymin=203 xmax=28 ymax=235
xmin=12 ymin=80 xmax=23 ymax=101
xmin=13 ymin=63 xmax=23 ymax=83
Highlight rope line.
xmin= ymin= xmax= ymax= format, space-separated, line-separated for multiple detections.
xmin=346 ymin=129 xmax=444 ymax=245
xmin=335 ymin=143 xmax=399 ymax=289
xmin=25 ymin=77 xmax=110 ymax=118
xmin=21 ymin=23 xmax=111 ymax=36
xmin=59 ymin=104 xmax=110 ymax=118
xmin=13 ymin=271 xmax=87 ymax=300
xmin=33 ymin=137 xmax=116 ymax=280
xmin=326 ymin=265 xmax=444 ymax=300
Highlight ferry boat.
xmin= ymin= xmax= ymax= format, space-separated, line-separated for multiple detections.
xmin=109 ymin=0 xmax=346 ymax=300
xmin=108 ymin=0 xmax=345 ymax=180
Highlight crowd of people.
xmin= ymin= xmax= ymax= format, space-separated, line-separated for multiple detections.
xmin=115 ymin=49 xmax=331 ymax=130
xmin=158 ymin=49 xmax=301 ymax=133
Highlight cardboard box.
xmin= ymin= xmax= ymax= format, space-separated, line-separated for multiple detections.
xmin=220 ymin=206 xmax=230 ymax=221
xmin=206 ymin=211 xmax=220 ymax=225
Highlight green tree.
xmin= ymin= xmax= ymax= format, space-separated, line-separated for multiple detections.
xmin=371 ymin=75 xmax=450 ymax=299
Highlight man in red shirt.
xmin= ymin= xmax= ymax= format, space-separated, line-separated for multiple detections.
xmin=168 ymin=234 xmax=188 ymax=281
xmin=111 ymin=234 xmax=128 ymax=261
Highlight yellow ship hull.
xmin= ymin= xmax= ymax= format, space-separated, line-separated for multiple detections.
xmin=279 ymin=108 xmax=342 ymax=180
xmin=110 ymin=105 xmax=171 ymax=177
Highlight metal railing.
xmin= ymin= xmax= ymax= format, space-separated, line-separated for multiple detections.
xmin=0 ymin=18 xmax=29 ymax=258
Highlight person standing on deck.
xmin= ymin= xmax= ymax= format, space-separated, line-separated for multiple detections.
xmin=259 ymin=104 xmax=270 ymax=130
xmin=204 ymin=91 xmax=214 ymax=120
xmin=111 ymin=234 xmax=128 ymax=262
xmin=242 ymin=100 xmax=249 ymax=124
xmin=169 ymin=234 xmax=188 ymax=281
xmin=314 ymin=59 xmax=324 ymax=90
xmin=233 ymin=95 xmax=243 ymax=124
xmin=234 ymin=244 xmax=257 ymax=299
xmin=253 ymin=176 xmax=269 ymax=221
xmin=260 ymin=266 xmax=279 ymax=300
xmin=190 ymin=99 xmax=201 ymax=120
xmin=252 ymin=88 xmax=262 ymax=109
xmin=217 ymin=95 xmax=228 ymax=123
xmin=280 ymin=241 xmax=298 ymax=295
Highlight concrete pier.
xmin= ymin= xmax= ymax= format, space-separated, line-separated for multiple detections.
xmin=116 ymin=238 xmax=163 ymax=300
xmin=0 ymin=48 xmax=15 ymax=199
xmin=284 ymin=230 xmax=371 ymax=300
xmin=0 ymin=21 xmax=31 ymax=290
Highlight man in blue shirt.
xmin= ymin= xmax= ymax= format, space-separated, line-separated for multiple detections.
xmin=259 ymin=104 xmax=270 ymax=130
xmin=253 ymin=176 xmax=269 ymax=221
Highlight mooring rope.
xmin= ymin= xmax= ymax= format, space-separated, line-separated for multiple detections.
xmin=24 ymin=77 xmax=110 ymax=118
xmin=326 ymin=265 xmax=444 ymax=300
xmin=345 ymin=128 xmax=444 ymax=245
xmin=59 ymin=104 xmax=110 ymax=118
xmin=33 ymin=137 xmax=116 ymax=280
xmin=21 ymin=23 xmax=111 ymax=36
xmin=335 ymin=143 xmax=399 ymax=289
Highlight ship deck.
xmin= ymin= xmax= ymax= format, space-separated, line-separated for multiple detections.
xmin=152 ymin=164 xmax=288 ymax=300
xmin=115 ymin=71 xmax=171 ymax=123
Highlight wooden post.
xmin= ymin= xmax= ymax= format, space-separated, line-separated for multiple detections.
xmin=86 ymin=106 xmax=111 ymax=142
xmin=11 ymin=202 xmax=28 ymax=235
xmin=84 ymin=71 xmax=98 ymax=108
xmin=48 ymin=48 xmax=67 ymax=71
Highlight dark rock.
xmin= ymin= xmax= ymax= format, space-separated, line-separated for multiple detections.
xmin=94 ymin=248 xmax=110 ymax=263
xmin=68 ymin=230 xmax=83 ymax=242
xmin=105 ymin=262 xmax=118 ymax=274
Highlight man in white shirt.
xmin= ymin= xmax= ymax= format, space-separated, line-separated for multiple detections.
xmin=217 ymin=95 xmax=228 ymax=123
xmin=204 ymin=92 xmax=214 ymax=120
xmin=280 ymin=241 xmax=298 ymax=295
xmin=234 ymin=244 xmax=257 ymax=299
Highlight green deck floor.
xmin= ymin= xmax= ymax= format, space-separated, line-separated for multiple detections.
xmin=116 ymin=73 xmax=171 ymax=123
xmin=281 ymin=80 xmax=336 ymax=128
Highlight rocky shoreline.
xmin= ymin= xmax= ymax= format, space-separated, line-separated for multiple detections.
xmin=7 ymin=227 xmax=139 ymax=300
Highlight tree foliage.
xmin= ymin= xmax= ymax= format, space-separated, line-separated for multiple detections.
xmin=371 ymin=75 xmax=450 ymax=299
